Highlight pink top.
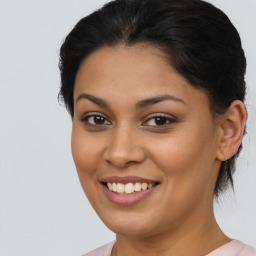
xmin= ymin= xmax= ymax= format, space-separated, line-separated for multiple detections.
xmin=83 ymin=240 xmax=256 ymax=256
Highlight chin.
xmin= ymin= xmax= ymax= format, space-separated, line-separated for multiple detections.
xmin=98 ymin=209 xmax=163 ymax=237
xmin=107 ymin=222 xmax=156 ymax=237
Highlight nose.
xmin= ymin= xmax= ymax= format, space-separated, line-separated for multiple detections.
xmin=103 ymin=125 xmax=146 ymax=168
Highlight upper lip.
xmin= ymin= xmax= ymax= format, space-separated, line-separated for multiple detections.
xmin=100 ymin=176 xmax=160 ymax=184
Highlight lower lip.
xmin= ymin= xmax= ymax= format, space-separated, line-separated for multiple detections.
xmin=102 ymin=184 xmax=158 ymax=205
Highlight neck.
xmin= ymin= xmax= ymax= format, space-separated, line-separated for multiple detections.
xmin=113 ymin=209 xmax=230 ymax=256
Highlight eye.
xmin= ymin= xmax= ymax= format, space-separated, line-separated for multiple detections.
xmin=81 ymin=114 xmax=111 ymax=126
xmin=143 ymin=115 xmax=176 ymax=127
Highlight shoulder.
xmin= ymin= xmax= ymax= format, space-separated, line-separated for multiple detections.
xmin=207 ymin=240 xmax=256 ymax=256
xmin=82 ymin=241 xmax=115 ymax=256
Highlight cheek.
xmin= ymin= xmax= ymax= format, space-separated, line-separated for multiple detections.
xmin=150 ymin=126 xmax=217 ymax=191
xmin=71 ymin=126 xmax=106 ymax=208
xmin=71 ymin=125 xmax=104 ymax=183
xmin=145 ymin=134 xmax=217 ymax=226
xmin=151 ymin=134 xmax=201 ymax=173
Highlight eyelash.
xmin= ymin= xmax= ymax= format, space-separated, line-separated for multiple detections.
xmin=80 ymin=113 xmax=177 ymax=129
xmin=81 ymin=114 xmax=111 ymax=127
xmin=143 ymin=115 xmax=177 ymax=127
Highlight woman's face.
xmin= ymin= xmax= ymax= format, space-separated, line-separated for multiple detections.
xmin=72 ymin=44 xmax=222 ymax=237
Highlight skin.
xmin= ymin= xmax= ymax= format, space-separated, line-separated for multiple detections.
xmin=72 ymin=44 xmax=246 ymax=256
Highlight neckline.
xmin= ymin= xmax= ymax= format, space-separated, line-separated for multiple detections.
xmin=110 ymin=240 xmax=239 ymax=256
xmin=206 ymin=239 xmax=238 ymax=255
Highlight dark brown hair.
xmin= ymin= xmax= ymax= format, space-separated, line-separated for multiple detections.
xmin=59 ymin=0 xmax=246 ymax=197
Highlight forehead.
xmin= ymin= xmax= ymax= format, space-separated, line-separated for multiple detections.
xmin=75 ymin=44 xmax=170 ymax=87
xmin=74 ymin=44 xmax=209 ymax=109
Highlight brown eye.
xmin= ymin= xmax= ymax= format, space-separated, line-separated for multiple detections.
xmin=154 ymin=117 xmax=168 ymax=126
xmin=82 ymin=114 xmax=111 ymax=126
xmin=143 ymin=115 xmax=176 ymax=127
xmin=94 ymin=116 xmax=105 ymax=125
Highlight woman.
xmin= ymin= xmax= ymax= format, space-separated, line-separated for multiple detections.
xmin=59 ymin=0 xmax=256 ymax=255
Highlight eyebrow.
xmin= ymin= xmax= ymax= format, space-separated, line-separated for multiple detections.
xmin=135 ymin=94 xmax=186 ymax=109
xmin=76 ymin=93 xmax=185 ymax=109
xmin=76 ymin=93 xmax=109 ymax=108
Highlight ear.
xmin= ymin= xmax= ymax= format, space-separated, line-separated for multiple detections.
xmin=216 ymin=100 xmax=247 ymax=161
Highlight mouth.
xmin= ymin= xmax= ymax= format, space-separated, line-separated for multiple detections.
xmin=100 ymin=176 xmax=160 ymax=205
xmin=102 ymin=181 xmax=157 ymax=194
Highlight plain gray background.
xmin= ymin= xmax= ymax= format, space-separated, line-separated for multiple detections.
xmin=0 ymin=0 xmax=255 ymax=255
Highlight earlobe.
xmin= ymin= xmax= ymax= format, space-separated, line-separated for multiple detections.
xmin=216 ymin=100 xmax=247 ymax=161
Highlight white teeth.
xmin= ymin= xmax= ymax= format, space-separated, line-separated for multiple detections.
xmin=107 ymin=182 xmax=112 ymax=190
xmin=148 ymin=183 xmax=153 ymax=189
xmin=125 ymin=183 xmax=134 ymax=194
xmin=112 ymin=183 xmax=117 ymax=192
xmin=106 ymin=182 xmax=156 ymax=194
xmin=134 ymin=182 xmax=142 ymax=192
xmin=141 ymin=183 xmax=147 ymax=190
xmin=116 ymin=183 xmax=125 ymax=193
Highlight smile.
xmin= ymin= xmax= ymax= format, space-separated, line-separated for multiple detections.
xmin=100 ymin=176 xmax=160 ymax=205
xmin=106 ymin=182 xmax=155 ymax=194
